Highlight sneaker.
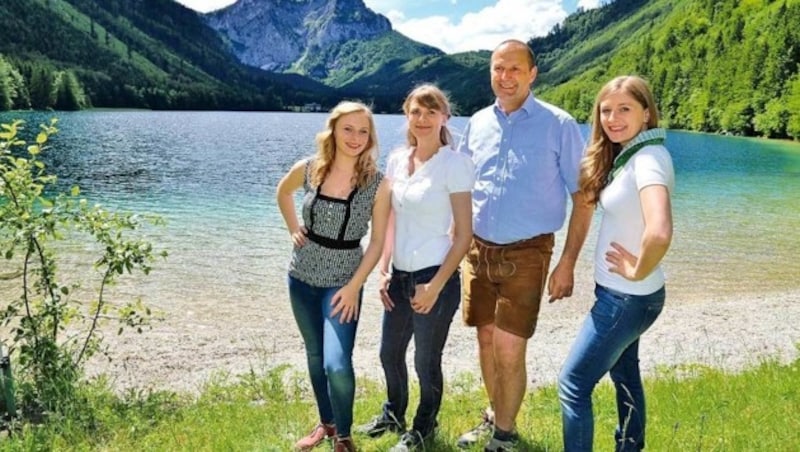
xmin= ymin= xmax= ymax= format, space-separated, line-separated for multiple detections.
xmin=294 ymin=423 xmax=336 ymax=451
xmin=457 ymin=408 xmax=494 ymax=448
xmin=333 ymin=436 xmax=357 ymax=452
xmin=356 ymin=411 xmax=405 ymax=438
xmin=389 ymin=429 xmax=428 ymax=452
xmin=483 ymin=432 xmax=519 ymax=452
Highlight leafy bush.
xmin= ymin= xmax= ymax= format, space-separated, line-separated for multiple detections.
xmin=0 ymin=119 xmax=166 ymax=426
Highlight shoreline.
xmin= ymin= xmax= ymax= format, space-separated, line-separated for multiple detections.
xmin=86 ymin=280 xmax=800 ymax=395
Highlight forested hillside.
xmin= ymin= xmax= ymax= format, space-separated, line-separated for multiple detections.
xmin=299 ymin=31 xmax=443 ymax=88
xmin=0 ymin=0 xmax=334 ymax=111
xmin=536 ymin=0 xmax=800 ymax=139
xmin=340 ymin=51 xmax=492 ymax=116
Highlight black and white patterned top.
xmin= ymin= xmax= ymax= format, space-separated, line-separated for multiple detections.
xmin=288 ymin=158 xmax=384 ymax=287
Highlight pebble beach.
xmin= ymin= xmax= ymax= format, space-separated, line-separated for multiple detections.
xmin=86 ymin=268 xmax=800 ymax=395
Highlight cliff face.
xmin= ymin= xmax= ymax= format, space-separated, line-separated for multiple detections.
xmin=206 ymin=0 xmax=392 ymax=72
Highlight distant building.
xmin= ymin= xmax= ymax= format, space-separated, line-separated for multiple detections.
xmin=302 ymin=102 xmax=323 ymax=112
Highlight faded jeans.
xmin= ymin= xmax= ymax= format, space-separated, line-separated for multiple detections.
xmin=559 ymin=284 xmax=665 ymax=452
xmin=379 ymin=265 xmax=461 ymax=436
xmin=288 ymin=276 xmax=362 ymax=437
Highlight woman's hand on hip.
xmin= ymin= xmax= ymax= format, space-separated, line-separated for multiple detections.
xmin=291 ymin=226 xmax=308 ymax=247
xmin=605 ymin=241 xmax=640 ymax=281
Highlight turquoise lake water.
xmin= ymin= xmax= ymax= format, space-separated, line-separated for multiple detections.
xmin=1 ymin=110 xmax=798 ymax=308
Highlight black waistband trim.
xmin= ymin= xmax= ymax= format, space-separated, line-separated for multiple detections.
xmin=307 ymin=231 xmax=361 ymax=249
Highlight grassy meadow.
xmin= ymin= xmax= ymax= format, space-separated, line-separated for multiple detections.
xmin=0 ymin=352 xmax=797 ymax=451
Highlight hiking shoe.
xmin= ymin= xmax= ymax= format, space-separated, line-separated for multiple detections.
xmin=389 ymin=429 xmax=428 ymax=452
xmin=333 ymin=436 xmax=357 ymax=452
xmin=483 ymin=432 xmax=519 ymax=452
xmin=294 ymin=423 xmax=336 ymax=451
xmin=457 ymin=408 xmax=494 ymax=448
xmin=356 ymin=411 xmax=405 ymax=438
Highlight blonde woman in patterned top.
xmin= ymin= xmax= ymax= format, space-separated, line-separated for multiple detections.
xmin=277 ymin=101 xmax=391 ymax=452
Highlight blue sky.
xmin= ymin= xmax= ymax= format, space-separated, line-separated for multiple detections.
xmin=175 ymin=0 xmax=605 ymax=53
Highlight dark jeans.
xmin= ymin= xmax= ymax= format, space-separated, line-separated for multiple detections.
xmin=288 ymin=276 xmax=362 ymax=437
xmin=379 ymin=265 xmax=461 ymax=436
xmin=558 ymin=284 xmax=665 ymax=452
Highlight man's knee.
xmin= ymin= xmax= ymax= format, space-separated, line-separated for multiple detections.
xmin=492 ymin=329 xmax=527 ymax=371
xmin=476 ymin=323 xmax=494 ymax=349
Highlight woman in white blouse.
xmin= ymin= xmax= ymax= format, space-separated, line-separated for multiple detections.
xmin=357 ymin=84 xmax=474 ymax=451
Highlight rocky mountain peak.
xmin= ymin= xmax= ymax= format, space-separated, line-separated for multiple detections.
xmin=205 ymin=0 xmax=392 ymax=72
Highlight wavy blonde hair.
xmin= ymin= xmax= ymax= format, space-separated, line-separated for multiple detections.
xmin=310 ymin=101 xmax=379 ymax=189
xmin=402 ymin=84 xmax=453 ymax=147
xmin=579 ymin=75 xmax=660 ymax=204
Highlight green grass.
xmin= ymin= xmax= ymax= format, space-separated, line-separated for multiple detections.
xmin=1 ymin=357 xmax=798 ymax=451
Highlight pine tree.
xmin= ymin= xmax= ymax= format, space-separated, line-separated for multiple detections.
xmin=53 ymin=71 xmax=87 ymax=110
xmin=29 ymin=65 xmax=56 ymax=109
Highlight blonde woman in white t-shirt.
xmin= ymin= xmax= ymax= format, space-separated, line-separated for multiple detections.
xmin=357 ymin=84 xmax=475 ymax=451
xmin=558 ymin=75 xmax=675 ymax=452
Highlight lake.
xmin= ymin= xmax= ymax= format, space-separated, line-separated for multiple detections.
xmin=1 ymin=110 xmax=798 ymax=311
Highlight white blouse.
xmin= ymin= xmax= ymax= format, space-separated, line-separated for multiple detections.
xmin=595 ymin=144 xmax=675 ymax=295
xmin=386 ymin=145 xmax=475 ymax=272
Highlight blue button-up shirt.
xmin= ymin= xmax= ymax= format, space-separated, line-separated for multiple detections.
xmin=457 ymin=93 xmax=585 ymax=244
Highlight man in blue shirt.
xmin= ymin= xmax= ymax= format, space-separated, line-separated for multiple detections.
xmin=456 ymin=39 xmax=593 ymax=451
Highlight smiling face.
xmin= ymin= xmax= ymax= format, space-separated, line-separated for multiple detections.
xmin=599 ymin=91 xmax=651 ymax=146
xmin=333 ymin=111 xmax=371 ymax=158
xmin=406 ymin=99 xmax=447 ymax=144
xmin=490 ymin=42 xmax=537 ymax=113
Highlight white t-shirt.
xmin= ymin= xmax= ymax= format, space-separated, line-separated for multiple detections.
xmin=386 ymin=145 xmax=475 ymax=272
xmin=594 ymin=145 xmax=675 ymax=295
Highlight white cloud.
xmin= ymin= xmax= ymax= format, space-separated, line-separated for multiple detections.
xmin=363 ymin=0 xmax=406 ymax=11
xmin=382 ymin=9 xmax=407 ymax=24
xmin=386 ymin=0 xmax=569 ymax=53
xmin=577 ymin=0 xmax=604 ymax=9
xmin=174 ymin=0 xmax=236 ymax=13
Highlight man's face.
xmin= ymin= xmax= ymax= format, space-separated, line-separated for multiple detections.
xmin=490 ymin=44 xmax=537 ymax=112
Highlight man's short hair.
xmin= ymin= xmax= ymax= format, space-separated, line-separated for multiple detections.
xmin=494 ymin=39 xmax=537 ymax=68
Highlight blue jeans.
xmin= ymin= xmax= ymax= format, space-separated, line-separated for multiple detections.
xmin=288 ymin=276 xmax=362 ymax=437
xmin=379 ymin=265 xmax=461 ymax=436
xmin=559 ymin=284 xmax=665 ymax=452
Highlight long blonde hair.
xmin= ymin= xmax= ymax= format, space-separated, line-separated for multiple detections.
xmin=401 ymin=84 xmax=453 ymax=147
xmin=579 ymin=75 xmax=660 ymax=204
xmin=310 ymin=101 xmax=379 ymax=189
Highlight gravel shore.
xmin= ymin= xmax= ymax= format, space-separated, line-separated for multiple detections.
xmin=86 ymin=274 xmax=800 ymax=395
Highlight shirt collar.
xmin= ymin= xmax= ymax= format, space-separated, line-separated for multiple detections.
xmin=493 ymin=92 xmax=536 ymax=118
xmin=618 ymin=128 xmax=667 ymax=154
